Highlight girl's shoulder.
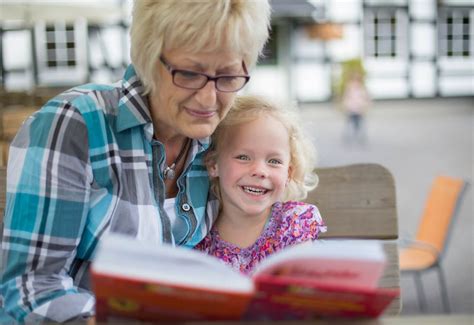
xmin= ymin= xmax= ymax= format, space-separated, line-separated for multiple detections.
xmin=272 ymin=201 xmax=327 ymax=243
xmin=277 ymin=201 xmax=321 ymax=219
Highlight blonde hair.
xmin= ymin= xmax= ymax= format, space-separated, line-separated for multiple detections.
xmin=130 ymin=0 xmax=271 ymax=95
xmin=207 ymin=95 xmax=318 ymax=202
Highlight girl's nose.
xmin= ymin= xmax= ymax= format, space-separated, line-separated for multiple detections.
xmin=251 ymin=162 xmax=268 ymax=178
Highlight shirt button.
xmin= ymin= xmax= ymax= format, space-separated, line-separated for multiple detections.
xmin=182 ymin=203 xmax=191 ymax=212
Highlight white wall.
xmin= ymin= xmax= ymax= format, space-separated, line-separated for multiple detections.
xmin=326 ymin=0 xmax=362 ymax=23
xmin=410 ymin=14 xmax=437 ymax=98
xmin=327 ymin=24 xmax=363 ymax=62
xmin=293 ymin=63 xmax=332 ymax=102
xmin=410 ymin=0 xmax=436 ymax=20
xmin=410 ymin=62 xmax=437 ymax=97
xmin=245 ymin=66 xmax=288 ymax=103
xmin=2 ymin=30 xmax=33 ymax=90
xmin=292 ymin=27 xmax=331 ymax=102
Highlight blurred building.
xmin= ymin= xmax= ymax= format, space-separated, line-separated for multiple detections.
xmin=249 ymin=0 xmax=474 ymax=102
xmin=0 ymin=0 xmax=128 ymax=89
xmin=0 ymin=0 xmax=473 ymax=103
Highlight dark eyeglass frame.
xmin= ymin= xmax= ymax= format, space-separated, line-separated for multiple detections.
xmin=159 ymin=56 xmax=250 ymax=93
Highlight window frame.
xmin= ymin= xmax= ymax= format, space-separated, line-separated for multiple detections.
xmin=364 ymin=6 xmax=408 ymax=59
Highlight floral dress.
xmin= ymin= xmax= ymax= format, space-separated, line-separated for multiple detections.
xmin=194 ymin=201 xmax=327 ymax=275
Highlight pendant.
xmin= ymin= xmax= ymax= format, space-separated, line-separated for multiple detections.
xmin=163 ymin=166 xmax=175 ymax=180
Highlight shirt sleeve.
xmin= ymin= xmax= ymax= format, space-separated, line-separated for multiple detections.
xmin=282 ymin=202 xmax=327 ymax=244
xmin=304 ymin=204 xmax=327 ymax=240
xmin=1 ymin=100 xmax=94 ymax=323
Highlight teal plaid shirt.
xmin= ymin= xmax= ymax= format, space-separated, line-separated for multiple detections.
xmin=1 ymin=65 xmax=217 ymax=323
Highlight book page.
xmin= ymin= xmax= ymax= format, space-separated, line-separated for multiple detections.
xmin=253 ymin=239 xmax=386 ymax=289
xmin=92 ymin=233 xmax=253 ymax=293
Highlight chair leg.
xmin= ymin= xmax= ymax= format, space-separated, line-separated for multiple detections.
xmin=414 ymin=272 xmax=427 ymax=312
xmin=436 ymin=265 xmax=451 ymax=314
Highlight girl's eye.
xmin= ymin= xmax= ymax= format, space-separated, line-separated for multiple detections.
xmin=268 ymin=158 xmax=282 ymax=165
xmin=236 ymin=155 xmax=250 ymax=161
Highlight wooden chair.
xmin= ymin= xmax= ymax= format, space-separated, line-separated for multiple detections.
xmin=308 ymin=163 xmax=400 ymax=315
xmin=398 ymin=175 xmax=469 ymax=313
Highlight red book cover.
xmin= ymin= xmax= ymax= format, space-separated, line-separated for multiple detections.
xmin=244 ymin=274 xmax=399 ymax=320
xmin=93 ymin=271 xmax=251 ymax=322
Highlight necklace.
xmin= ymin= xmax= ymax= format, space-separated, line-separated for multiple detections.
xmin=163 ymin=138 xmax=190 ymax=180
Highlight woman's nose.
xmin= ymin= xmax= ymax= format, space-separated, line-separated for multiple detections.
xmin=194 ymin=80 xmax=217 ymax=108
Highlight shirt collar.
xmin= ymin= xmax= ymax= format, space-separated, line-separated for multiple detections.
xmin=117 ymin=64 xmax=152 ymax=132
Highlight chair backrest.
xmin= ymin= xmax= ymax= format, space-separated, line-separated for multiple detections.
xmin=307 ymin=163 xmax=400 ymax=315
xmin=415 ymin=175 xmax=467 ymax=256
xmin=310 ymin=163 xmax=398 ymax=240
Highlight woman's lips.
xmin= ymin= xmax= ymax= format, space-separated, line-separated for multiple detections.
xmin=185 ymin=107 xmax=217 ymax=118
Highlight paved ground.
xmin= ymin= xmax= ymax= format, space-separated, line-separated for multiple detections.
xmin=298 ymin=97 xmax=473 ymax=315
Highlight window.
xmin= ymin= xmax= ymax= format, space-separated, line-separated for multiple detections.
xmin=44 ymin=23 xmax=77 ymax=68
xmin=34 ymin=19 xmax=88 ymax=85
xmin=364 ymin=8 xmax=407 ymax=58
xmin=438 ymin=9 xmax=472 ymax=57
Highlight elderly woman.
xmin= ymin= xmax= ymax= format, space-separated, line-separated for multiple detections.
xmin=1 ymin=0 xmax=270 ymax=322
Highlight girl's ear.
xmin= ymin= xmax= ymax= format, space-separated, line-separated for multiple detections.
xmin=204 ymin=150 xmax=219 ymax=177
xmin=207 ymin=163 xmax=219 ymax=178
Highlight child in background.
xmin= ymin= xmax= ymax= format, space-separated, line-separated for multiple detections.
xmin=341 ymin=71 xmax=371 ymax=144
xmin=195 ymin=95 xmax=326 ymax=274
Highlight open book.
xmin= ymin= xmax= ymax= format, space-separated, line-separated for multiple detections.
xmin=91 ymin=234 xmax=399 ymax=322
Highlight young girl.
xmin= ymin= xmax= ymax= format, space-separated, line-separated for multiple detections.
xmin=195 ymin=95 xmax=326 ymax=274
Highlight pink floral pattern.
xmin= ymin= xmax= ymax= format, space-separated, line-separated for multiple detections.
xmin=195 ymin=201 xmax=326 ymax=275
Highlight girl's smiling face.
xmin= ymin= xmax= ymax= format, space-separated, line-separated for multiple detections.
xmin=209 ymin=114 xmax=291 ymax=220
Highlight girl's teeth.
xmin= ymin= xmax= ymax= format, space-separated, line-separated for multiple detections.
xmin=243 ymin=186 xmax=266 ymax=195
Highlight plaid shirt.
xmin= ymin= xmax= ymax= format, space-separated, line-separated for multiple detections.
xmin=0 ymin=65 xmax=217 ymax=323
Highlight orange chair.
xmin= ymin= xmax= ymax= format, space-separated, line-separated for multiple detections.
xmin=399 ymin=175 xmax=469 ymax=313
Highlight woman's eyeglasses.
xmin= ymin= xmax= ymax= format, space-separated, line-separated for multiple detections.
xmin=160 ymin=56 xmax=250 ymax=93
